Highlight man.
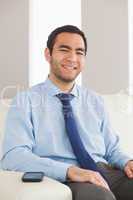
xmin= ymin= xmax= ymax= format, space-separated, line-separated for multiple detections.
xmin=1 ymin=25 xmax=133 ymax=200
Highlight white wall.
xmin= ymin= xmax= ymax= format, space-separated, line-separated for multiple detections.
xmin=0 ymin=0 xmax=81 ymax=99
xmin=82 ymin=0 xmax=129 ymax=94
xmin=0 ymin=0 xmax=130 ymax=97
xmin=0 ymin=0 xmax=29 ymax=98
xmin=128 ymin=0 xmax=133 ymax=95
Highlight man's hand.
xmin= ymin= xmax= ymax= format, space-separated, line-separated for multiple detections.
xmin=124 ymin=160 xmax=133 ymax=178
xmin=67 ymin=166 xmax=110 ymax=190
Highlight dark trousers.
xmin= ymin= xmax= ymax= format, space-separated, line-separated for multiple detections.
xmin=64 ymin=162 xmax=133 ymax=200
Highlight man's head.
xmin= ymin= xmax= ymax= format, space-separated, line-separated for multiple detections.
xmin=45 ymin=25 xmax=87 ymax=87
xmin=47 ymin=25 xmax=87 ymax=55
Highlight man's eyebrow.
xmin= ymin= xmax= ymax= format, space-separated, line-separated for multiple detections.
xmin=76 ymin=48 xmax=85 ymax=52
xmin=58 ymin=45 xmax=71 ymax=50
xmin=58 ymin=45 xmax=85 ymax=52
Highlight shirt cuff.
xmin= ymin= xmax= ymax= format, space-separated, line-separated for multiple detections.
xmin=52 ymin=162 xmax=74 ymax=182
xmin=116 ymin=156 xmax=133 ymax=170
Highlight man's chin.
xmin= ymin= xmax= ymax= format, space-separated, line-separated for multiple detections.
xmin=54 ymin=72 xmax=79 ymax=83
xmin=59 ymin=76 xmax=76 ymax=83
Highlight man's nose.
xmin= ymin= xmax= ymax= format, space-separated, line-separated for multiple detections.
xmin=67 ymin=52 xmax=77 ymax=61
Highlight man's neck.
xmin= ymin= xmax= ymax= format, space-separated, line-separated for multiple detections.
xmin=49 ymin=75 xmax=74 ymax=93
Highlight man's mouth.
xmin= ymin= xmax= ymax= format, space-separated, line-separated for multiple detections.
xmin=62 ymin=64 xmax=77 ymax=70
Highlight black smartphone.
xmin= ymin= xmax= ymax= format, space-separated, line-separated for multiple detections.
xmin=22 ymin=172 xmax=45 ymax=182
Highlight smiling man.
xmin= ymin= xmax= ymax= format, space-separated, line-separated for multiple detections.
xmin=45 ymin=30 xmax=86 ymax=89
xmin=2 ymin=25 xmax=133 ymax=200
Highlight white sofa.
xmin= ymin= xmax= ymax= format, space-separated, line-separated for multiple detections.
xmin=0 ymin=94 xmax=133 ymax=200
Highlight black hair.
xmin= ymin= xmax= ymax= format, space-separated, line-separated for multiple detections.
xmin=46 ymin=25 xmax=87 ymax=55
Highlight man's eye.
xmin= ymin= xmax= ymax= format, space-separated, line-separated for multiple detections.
xmin=59 ymin=49 xmax=68 ymax=52
xmin=77 ymin=52 xmax=84 ymax=55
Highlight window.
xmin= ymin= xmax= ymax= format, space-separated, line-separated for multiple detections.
xmin=29 ymin=0 xmax=81 ymax=87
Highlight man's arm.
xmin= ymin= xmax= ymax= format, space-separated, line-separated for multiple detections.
xmin=2 ymin=146 xmax=72 ymax=182
xmin=1 ymin=92 xmax=72 ymax=182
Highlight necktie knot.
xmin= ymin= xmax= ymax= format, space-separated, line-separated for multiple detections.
xmin=56 ymin=93 xmax=74 ymax=106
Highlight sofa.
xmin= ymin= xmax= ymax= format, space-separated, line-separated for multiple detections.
xmin=0 ymin=94 xmax=133 ymax=200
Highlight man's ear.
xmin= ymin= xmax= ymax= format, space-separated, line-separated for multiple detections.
xmin=44 ymin=48 xmax=51 ymax=63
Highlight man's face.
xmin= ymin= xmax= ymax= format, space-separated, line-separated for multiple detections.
xmin=45 ymin=32 xmax=86 ymax=83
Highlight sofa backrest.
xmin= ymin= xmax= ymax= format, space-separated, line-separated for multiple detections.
xmin=0 ymin=99 xmax=12 ymax=158
xmin=0 ymin=95 xmax=133 ymax=158
xmin=103 ymin=94 xmax=133 ymax=155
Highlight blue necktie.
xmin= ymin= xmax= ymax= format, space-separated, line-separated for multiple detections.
xmin=56 ymin=93 xmax=107 ymax=180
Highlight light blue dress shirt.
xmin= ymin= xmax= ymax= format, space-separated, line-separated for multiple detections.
xmin=1 ymin=78 xmax=131 ymax=182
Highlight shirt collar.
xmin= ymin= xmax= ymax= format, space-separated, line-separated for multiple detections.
xmin=43 ymin=78 xmax=79 ymax=98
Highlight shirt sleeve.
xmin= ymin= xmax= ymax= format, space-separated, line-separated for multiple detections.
xmin=1 ymin=92 xmax=72 ymax=182
xmin=99 ymin=96 xmax=132 ymax=170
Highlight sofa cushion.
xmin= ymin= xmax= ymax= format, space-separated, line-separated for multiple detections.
xmin=0 ymin=171 xmax=72 ymax=200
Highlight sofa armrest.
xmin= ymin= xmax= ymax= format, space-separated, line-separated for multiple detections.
xmin=0 ymin=170 xmax=72 ymax=200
